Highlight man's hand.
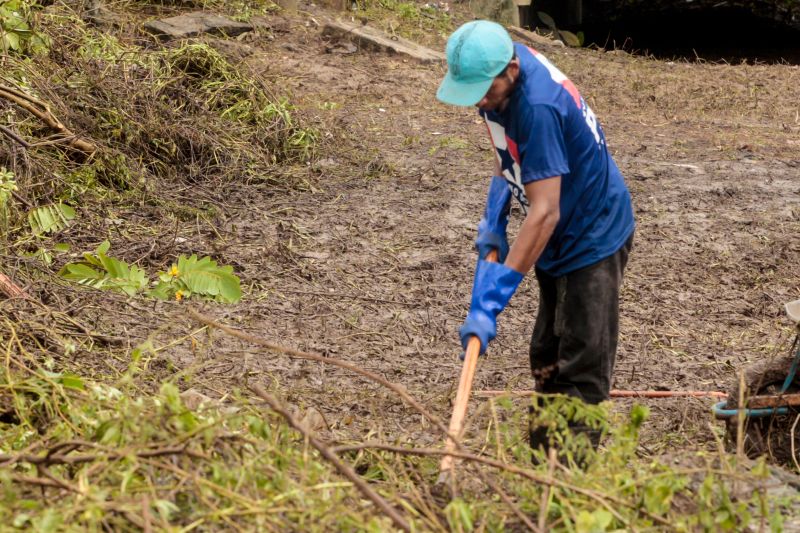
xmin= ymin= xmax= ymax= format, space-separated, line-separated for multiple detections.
xmin=475 ymin=176 xmax=512 ymax=262
xmin=459 ymin=260 xmax=524 ymax=355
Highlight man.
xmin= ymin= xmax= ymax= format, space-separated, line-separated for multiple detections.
xmin=437 ymin=21 xmax=635 ymax=451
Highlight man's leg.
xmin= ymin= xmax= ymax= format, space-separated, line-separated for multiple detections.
xmin=528 ymin=268 xmax=559 ymax=450
xmin=528 ymin=234 xmax=633 ymax=454
xmin=529 ymin=267 xmax=559 ymax=380
xmin=550 ymin=234 xmax=633 ymax=405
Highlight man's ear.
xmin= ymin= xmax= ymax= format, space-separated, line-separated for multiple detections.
xmin=508 ymin=59 xmax=521 ymax=81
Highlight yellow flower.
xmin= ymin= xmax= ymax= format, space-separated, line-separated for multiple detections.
xmin=169 ymin=265 xmax=180 ymax=277
xmin=175 ymin=290 xmax=183 ymax=301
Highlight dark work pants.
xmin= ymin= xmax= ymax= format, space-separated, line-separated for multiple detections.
xmin=529 ymin=233 xmax=634 ymax=405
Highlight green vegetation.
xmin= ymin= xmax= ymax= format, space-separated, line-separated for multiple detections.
xmin=0 ymin=347 xmax=383 ymax=531
xmin=2 ymin=336 xmax=793 ymax=530
xmin=0 ymin=0 xmax=49 ymax=55
xmin=355 ymin=0 xmax=453 ymax=44
xmin=60 ymin=242 xmax=242 ymax=302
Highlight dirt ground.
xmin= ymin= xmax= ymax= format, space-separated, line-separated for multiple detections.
xmin=76 ymin=5 xmax=800 ymax=461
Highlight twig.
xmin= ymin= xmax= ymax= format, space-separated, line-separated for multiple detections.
xmin=791 ymin=414 xmax=800 ymax=473
xmin=0 ymin=124 xmax=31 ymax=148
xmin=142 ymin=497 xmax=153 ymax=533
xmin=250 ymin=384 xmax=411 ymax=532
xmin=0 ymin=445 xmax=199 ymax=466
xmin=0 ymin=271 xmax=28 ymax=299
xmin=10 ymin=474 xmax=63 ymax=489
xmin=538 ymin=447 xmax=557 ymax=531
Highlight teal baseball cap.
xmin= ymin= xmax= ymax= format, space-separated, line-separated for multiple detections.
xmin=437 ymin=20 xmax=514 ymax=106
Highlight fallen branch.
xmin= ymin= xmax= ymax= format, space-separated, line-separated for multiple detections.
xmin=0 ymin=445 xmax=201 ymax=467
xmin=0 ymin=271 xmax=28 ymax=299
xmin=250 ymin=384 xmax=412 ymax=532
xmin=0 ymin=83 xmax=96 ymax=156
xmin=747 ymin=392 xmax=800 ymax=409
xmin=0 ymin=124 xmax=31 ymax=148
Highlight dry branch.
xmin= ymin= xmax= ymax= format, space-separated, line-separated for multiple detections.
xmin=0 ymin=83 xmax=96 ymax=156
xmin=0 ymin=271 xmax=28 ymax=299
xmin=187 ymin=308 xmax=449 ymax=437
xmin=0 ymin=445 xmax=198 ymax=467
xmin=747 ymin=392 xmax=800 ymax=409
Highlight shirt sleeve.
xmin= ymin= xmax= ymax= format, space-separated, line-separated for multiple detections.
xmin=517 ymin=104 xmax=569 ymax=184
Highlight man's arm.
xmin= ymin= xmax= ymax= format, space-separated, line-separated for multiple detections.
xmin=504 ymin=177 xmax=561 ymax=274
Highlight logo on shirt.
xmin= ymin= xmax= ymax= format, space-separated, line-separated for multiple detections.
xmin=484 ymin=118 xmax=529 ymax=214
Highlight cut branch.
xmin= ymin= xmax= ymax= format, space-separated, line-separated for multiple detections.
xmin=0 ymin=84 xmax=96 ymax=156
xmin=0 ymin=271 xmax=28 ymax=299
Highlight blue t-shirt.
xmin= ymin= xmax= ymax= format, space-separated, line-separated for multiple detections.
xmin=480 ymin=43 xmax=634 ymax=277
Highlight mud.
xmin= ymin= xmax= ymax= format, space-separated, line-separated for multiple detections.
xmin=86 ymin=7 xmax=800 ymax=458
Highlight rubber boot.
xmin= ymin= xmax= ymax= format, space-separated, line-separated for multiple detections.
xmin=528 ymin=403 xmax=601 ymax=468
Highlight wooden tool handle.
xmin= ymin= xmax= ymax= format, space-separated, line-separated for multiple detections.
xmin=439 ymin=250 xmax=498 ymax=476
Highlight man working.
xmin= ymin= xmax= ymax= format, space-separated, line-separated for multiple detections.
xmin=437 ymin=21 xmax=635 ymax=451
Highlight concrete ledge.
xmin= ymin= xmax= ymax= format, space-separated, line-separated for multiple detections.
xmin=322 ymin=20 xmax=445 ymax=64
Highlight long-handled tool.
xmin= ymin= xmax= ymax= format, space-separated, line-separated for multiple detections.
xmin=437 ymin=250 xmax=498 ymax=485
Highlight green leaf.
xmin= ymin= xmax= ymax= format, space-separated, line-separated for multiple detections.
xmin=60 ymin=243 xmax=147 ymax=296
xmin=59 ymin=263 xmax=108 ymax=288
xmin=2 ymin=30 xmax=20 ymax=51
xmin=58 ymin=374 xmax=84 ymax=390
xmin=13 ymin=513 xmax=31 ymax=528
xmin=175 ymin=254 xmax=241 ymax=303
xmin=33 ymin=507 xmax=63 ymax=532
xmin=96 ymin=240 xmax=111 ymax=255
xmin=148 ymin=281 xmax=173 ymax=300
xmin=153 ymin=499 xmax=180 ymax=521
xmin=27 ymin=203 xmax=76 ymax=235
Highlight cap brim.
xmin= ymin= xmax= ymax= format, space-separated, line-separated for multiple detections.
xmin=436 ymin=70 xmax=493 ymax=107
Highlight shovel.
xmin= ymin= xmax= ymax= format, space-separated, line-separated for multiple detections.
xmin=437 ymin=249 xmax=498 ymax=485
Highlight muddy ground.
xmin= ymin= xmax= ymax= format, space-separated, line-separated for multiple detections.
xmin=69 ymin=5 xmax=800 ymax=461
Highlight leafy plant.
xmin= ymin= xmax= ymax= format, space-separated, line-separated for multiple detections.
xmin=59 ymin=240 xmax=147 ymax=296
xmin=151 ymin=254 xmax=242 ymax=303
xmin=27 ymin=202 xmax=76 ymax=235
xmin=60 ymin=242 xmax=242 ymax=302
xmin=0 ymin=167 xmax=17 ymax=234
xmin=0 ymin=0 xmax=49 ymax=55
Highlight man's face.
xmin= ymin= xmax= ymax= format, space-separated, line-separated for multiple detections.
xmin=476 ymin=60 xmax=519 ymax=112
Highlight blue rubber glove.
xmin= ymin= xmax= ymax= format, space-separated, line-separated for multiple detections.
xmin=459 ymin=260 xmax=524 ymax=356
xmin=476 ymin=176 xmax=512 ymax=263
